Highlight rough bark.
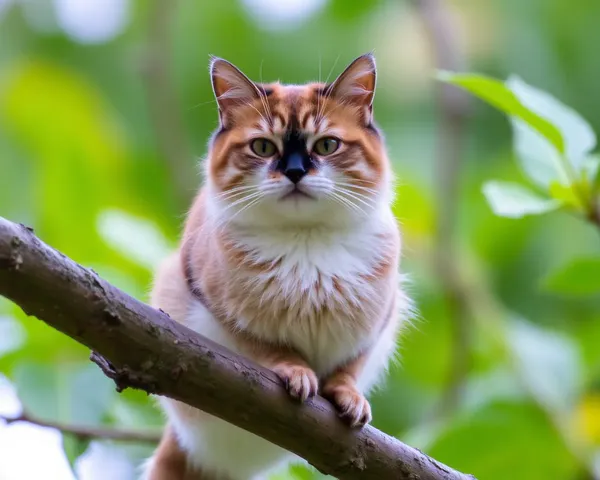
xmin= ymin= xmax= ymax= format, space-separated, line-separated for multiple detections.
xmin=0 ymin=217 xmax=475 ymax=480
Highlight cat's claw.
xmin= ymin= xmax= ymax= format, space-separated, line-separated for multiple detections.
xmin=272 ymin=364 xmax=318 ymax=402
xmin=327 ymin=385 xmax=372 ymax=428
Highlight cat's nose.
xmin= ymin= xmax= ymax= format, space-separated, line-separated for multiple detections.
xmin=283 ymin=153 xmax=307 ymax=184
xmin=285 ymin=166 xmax=307 ymax=184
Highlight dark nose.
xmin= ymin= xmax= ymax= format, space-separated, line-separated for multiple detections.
xmin=283 ymin=153 xmax=307 ymax=184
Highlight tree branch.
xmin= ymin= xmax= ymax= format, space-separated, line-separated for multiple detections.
xmin=1 ymin=412 xmax=161 ymax=443
xmin=411 ymin=0 xmax=472 ymax=415
xmin=0 ymin=217 xmax=475 ymax=480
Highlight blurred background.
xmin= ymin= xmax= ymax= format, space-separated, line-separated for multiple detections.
xmin=1 ymin=0 xmax=600 ymax=479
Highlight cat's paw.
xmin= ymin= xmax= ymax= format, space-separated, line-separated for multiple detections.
xmin=324 ymin=384 xmax=372 ymax=428
xmin=272 ymin=363 xmax=318 ymax=402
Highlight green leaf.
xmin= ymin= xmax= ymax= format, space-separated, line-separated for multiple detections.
xmin=97 ymin=209 xmax=173 ymax=271
xmin=13 ymin=362 xmax=115 ymax=424
xmin=507 ymin=76 xmax=596 ymax=171
xmin=0 ymin=314 xmax=25 ymax=358
xmin=0 ymin=61 xmax=129 ymax=260
xmin=327 ymin=0 xmax=383 ymax=20
xmin=542 ymin=257 xmax=600 ymax=296
xmin=427 ymin=401 xmax=579 ymax=480
xmin=62 ymin=434 xmax=90 ymax=472
xmin=436 ymin=72 xmax=565 ymax=154
xmin=582 ymin=154 xmax=600 ymax=192
xmin=507 ymin=318 xmax=582 ymax=413
xmin=548 ymin=181 xmax=586 ymax=210
xmin=509 ymin=116 xmax=566 ymax=188
xmin=482 ymin=181 xmax=562 ymax=218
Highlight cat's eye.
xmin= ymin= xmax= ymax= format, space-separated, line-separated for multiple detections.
xmin=313 ymin=137 xmax=340 ymax=156
xmin=250 ymin=138 xmax=277 ymax=157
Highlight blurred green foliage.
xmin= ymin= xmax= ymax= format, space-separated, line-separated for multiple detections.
xmin=1 ymin=0 xmax=600 ymax=479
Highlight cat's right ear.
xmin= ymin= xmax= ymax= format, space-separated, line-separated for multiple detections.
xmin=210 ymin=57 xmax=259 ymax=124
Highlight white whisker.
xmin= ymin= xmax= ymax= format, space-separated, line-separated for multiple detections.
xmin=226 ymin=196 xmax=264 ymax=224
xmin=328 ymin=191 xmax=366 ymax=216
xmin=334 ymin=179 xmax=378 ymax=188
xmin=333 ymin=188 xmax=376 ymax=211
xmin=217 ymin=185 xmax=260 ymax=199
xmin=226 ymin=191 xmax=264 ymax=208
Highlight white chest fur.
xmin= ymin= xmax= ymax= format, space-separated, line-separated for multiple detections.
xmin=212 ymin=208 xmax=399 ymax=375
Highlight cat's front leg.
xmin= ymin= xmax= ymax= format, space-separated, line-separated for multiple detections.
xmin=238 ymin=336 xmax=318 ymax=402
xmin=321 ymin=352 xmax=372 ymax=428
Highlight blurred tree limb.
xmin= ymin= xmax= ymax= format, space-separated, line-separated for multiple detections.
xmin=0 ymin=217 xmax=475 ymax=480
xmin=142 ymin=0 xmax=194 ymax=207
xmin=1 ymin=412 xmax=161 ymax=443
xmin=411 ymin=0 xmax=472 ymax=415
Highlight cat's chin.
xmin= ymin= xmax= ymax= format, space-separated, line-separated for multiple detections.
xmin=278 ymin=189 xmax=316 ymax=202
xmin=233 ymin=196 xmax=364 ymax=230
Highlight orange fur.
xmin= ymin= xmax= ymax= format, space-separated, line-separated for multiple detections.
xmin=144 ymin=54 xmax=410 ymax=480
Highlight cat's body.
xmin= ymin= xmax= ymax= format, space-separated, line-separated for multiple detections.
xmin=144 ymin=54 xmax=411 ymax=480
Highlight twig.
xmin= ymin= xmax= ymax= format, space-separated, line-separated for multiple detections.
xmin=0 ymin=217 xmax=476 ymax=480
xmin=410 ymin=0 xmax=471 ymax=415
xmin=141 ymin=0 xmax=194 ymax=207
xmin=1 ymin=412 xmax=161 ymax=443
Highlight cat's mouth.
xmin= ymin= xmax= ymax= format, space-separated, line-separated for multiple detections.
xmin=280 ymin=187 xmax=315 ymax=201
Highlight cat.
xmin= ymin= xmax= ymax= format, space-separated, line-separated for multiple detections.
xmin=143 ymin=53 xmax=411 ymax=480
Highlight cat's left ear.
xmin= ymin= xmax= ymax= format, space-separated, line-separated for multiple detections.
xmin=210 ymin=56 xmax=260 ymax=124
xmin=328 ymin=53 xmax=376 ymax=113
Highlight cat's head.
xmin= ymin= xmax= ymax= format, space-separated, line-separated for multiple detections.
xmin=205 ymin=54 xmax=393 ymax=228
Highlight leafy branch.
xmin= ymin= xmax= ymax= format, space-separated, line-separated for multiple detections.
xmin=437 ymin=72 xmax=600 ymax=225
xmin=438 ymin=71 xmax=600 ymax=297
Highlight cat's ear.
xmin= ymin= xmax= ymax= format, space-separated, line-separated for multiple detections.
xmin=328 ymin=53 xmax=376 ymax=110
xmin=210 ymin=57 xmax=259 ymax=122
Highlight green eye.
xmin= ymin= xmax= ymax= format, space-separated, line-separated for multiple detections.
xmin=250 ymin=138 xmax=277 ymax=157
xmin=313 ymin=137 xmax=340 ymax=156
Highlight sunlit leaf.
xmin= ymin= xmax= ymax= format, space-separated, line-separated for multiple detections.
xmin=582 ymin=154 xmax=600 ymax=191
xmin=0 ymin=301 xmax=90 ymax=375
xmin=572 ymin=315 xmax=600 ymax=370
xmin=427 ymin=401 xmax=578 ymax=480
xmin=0 ymin=60 xmax=129 ymax=260
xmin=463 ymin=368 xmax=526 ymax=413
xmin=392 ymin=180 xmax=435 ymax=241
xmin=509 ymin=116 xmax=566 ymax=187
xmin=548 ymin=181 xmax=586 ymax=209
xmin=482 ymin=181 xmax=561 ymax=218
xmin=573 ymin=394 xmax=600 ymax=445
xmin=542 ymin=257 xmax=600 ymax=296
xmin=97 ymin=209 xmax=173 ymax=271
xmin=507 ymin=76 xmax=596 ymax=171
xmin=507 ymin=318 xmax=582 ymax=413
xmin=13 ymin=362 xmax=115 ymax=424
xmin=0 ymin=314 xmax=25 ymax=358
xmin=436 ymin=72 xmax=565 ymax=154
